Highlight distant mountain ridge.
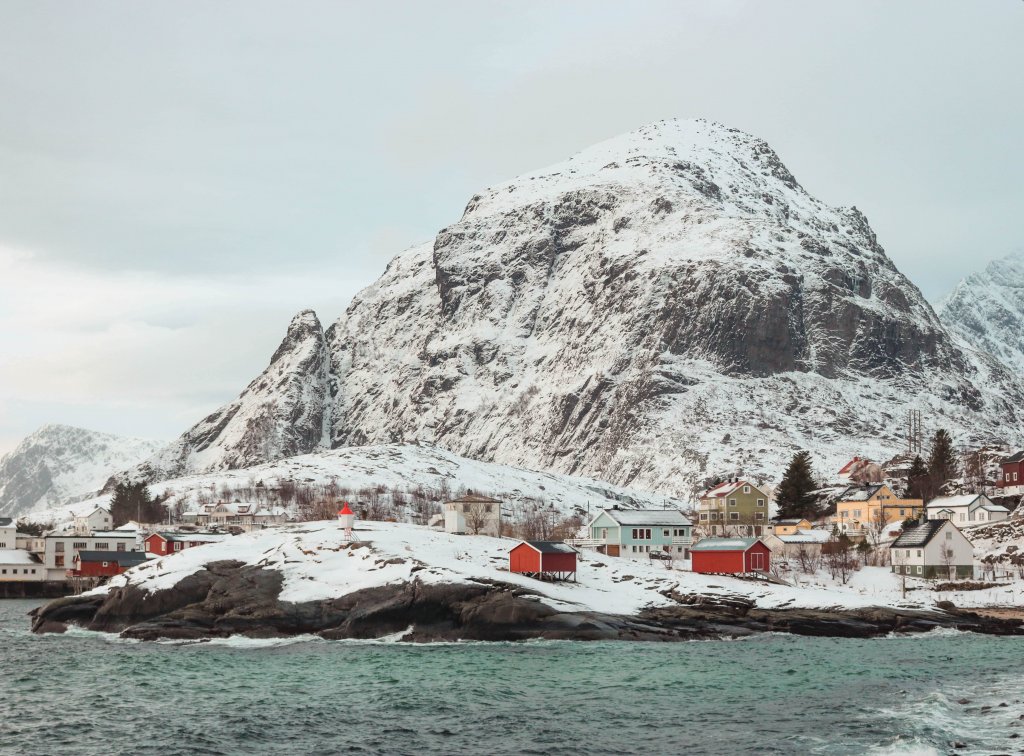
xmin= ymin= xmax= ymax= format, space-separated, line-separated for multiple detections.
xmin=0 ymin=424 xmax=164 ymax=517
xmin=938 ymin=250 xmax=1024 ymax=376
xmin=119 ymin=118 xmax=1024 ymax=496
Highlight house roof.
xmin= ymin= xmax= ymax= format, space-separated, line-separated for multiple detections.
xmin=925 ymin=494 xmax=984 ymax=509
xmin=891 ymin=520 xmax=951 ymax=548
xmin=150 ymin=532 xmax=225 ymax=543
xmin=0 ymin=548 xmax=37 ymax=565
xmin=838 ymin=484 xmax=886 ymax=502
xmin=0 ymin=517 xmax=13 ymax=528
xmin=778 ymin=530 xmax=832 ymax=544
xmin=1003 ymin=450 xmax=1024 ymax=464
xmin=76 ymin=550 xmax=148 ymax=566
xmin=837 ymin=457 xmax=864 ymax=475
xmin=599 ymin=508 xmax=692 ymax=527
xmin=519 ymin=541 xmax=577 ymax=555
xmin=690 ymin=537 xmax=763 ymax=552
xmin=772 ymin=518 xmax=808 ymax=525
xmin=446 ymin=493 xmax=501 ymax=504
xmin=701 ymin=480 xmax=763 ymax=499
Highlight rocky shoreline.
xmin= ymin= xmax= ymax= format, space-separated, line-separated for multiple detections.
xmin=29 ymin=560 xmax=1024 ymax=642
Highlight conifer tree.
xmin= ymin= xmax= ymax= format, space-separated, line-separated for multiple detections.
xmin=927 ymin=429 xmax=958 ymax=494
xmin=110 ymin=482 xmax=164 ymax=527
xmin=775 ymin=450 xmax=818 ymax=520
xmin=906 ymin=455 xmax=933 ymax=502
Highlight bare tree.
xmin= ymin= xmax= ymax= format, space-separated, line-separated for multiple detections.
xmin=464 ymin=503 xmax=489 ymax=535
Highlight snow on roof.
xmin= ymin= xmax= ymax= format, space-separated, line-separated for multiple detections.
xmin=601 ymin=509 xmax=691 ymax=527
xmin=0 ymin=549 xmax=37 ymax=565
xmin=838 ymin=484 xmax=885 ymax=502
xmin=701 ymin=480 xmax=758 ymax=499
xmin=690 ymin=537 xmax=762 ymax=552
xmin=982 ymin=504 xmax=1010 ymax=512
xmin=1004 ymin=450 xmax=1024 ymax=464
xmin=778 ymin=530 xmax=832 ymax=544
xmin=925 ymin=494 xmax=984 ymax=509
xmin=891 ymin=520 xmax=949 ymax=548
xmin=518 ymin=541 xmax=577 ymax=555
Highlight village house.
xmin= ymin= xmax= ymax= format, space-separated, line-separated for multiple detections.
xmin=997 ymin=450 xmax=1024 ymax=497
xmin=0 ymin=549 xmax=44 ymax=582
xmin=444 ymin=493 xmax=502 ymax=537
xmin=144 ymin=532 xmax=226 ymax=555
xmin=762 ymin=529 xmax=831 ymax=559
xmin=182 ymin=502 xmax=289 ymax=531
xmin=0 ymin=518 xmax=15 ymax=549
xmin=769 ymin=517 xmax=813 ymax=536
xmin=697 ymin=479 xmax=770 ymax=536
xmin=832 ymin=484 xmax=923 ymax=537
xmin=836 ymin=456 xmax=883 ymax=484
xmin=690 ymin=537 xmax=772 ymax=574
xmin=72 ymin=507 xmax=114 ymax=535
xmin=72 ymin=550 xmax=149 ymax=579
xmin=38 ymin=531 xmax=141 ymax=581
xmin=571 ymin=507 xmax=692 ymax=559
xmin=889 ymin=520 xmax=974 ymax=580
xmin=926 ymin=494 xmax=1009 ymax=526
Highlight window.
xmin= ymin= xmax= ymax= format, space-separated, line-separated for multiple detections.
xmin=73 ymin=542 xmax=87 ymax=550
xmin=945 ymin=531 xmax=952 ymax=540
xmin=730 ymin=512 xmax=739 ymax=520
xmin=898 ymin=509 xmax=905 ymax=516
xmin=699 ymin=513 xmax=708 ymax=521
xmin=756 ymin=499 xmax=765 ymax=507
xmin=1 ymin=569 xmax=5 ymax=574
xmin=95 ymin=543 xmax=108 ymax=550
xmin=755 ymin=513 xmax=764 ymax=520
xmin=663 ymin=529 xmax=670 ymax=538
xmin=743 ymin=486 xmax=751 ymax=494
xmin=916 ymin=566 xmax=923 ymax=575
xmin=959 ymin=513 xmax=965 ymax=521
xmin=916 ymin=550 xmax=922 ymax=557
xmin=117 ymin=543 xmax=126 ymax=552
xmin=173 ymin=542 xmax=182 ymax=551
xmin=55 ymin=542 xmax=65 ymax=553
xmin=55 ymin=556 xmax=64 ymax=567
xmin=631 ymin=545 xmax=637 ymax=553
xmin=728 ymin=498 xmax=737 ymax=507
xmin=1014 ymin=472 xmax=1019 ymax=481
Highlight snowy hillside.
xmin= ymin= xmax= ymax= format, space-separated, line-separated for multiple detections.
xmin=0 ymin=425 xmax=164 ymax=517
xmin=121 ymin=118 xmax=1024 ymax=495
xmin=939 ymin=250 xmax=1024 ymax=376
xmin=29 ymin=443 xmax=687 ymax=525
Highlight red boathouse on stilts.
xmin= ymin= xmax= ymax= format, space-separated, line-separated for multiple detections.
xmin=508 ymin=541 xmax=578 ymax=582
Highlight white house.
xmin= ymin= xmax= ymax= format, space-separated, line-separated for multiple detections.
xmin=890 ymin=520 xmax=974 ymax=580
xmin=0 ymin=549 xmax=45 ymax=582
xmin=762 ymin=529 xmax=832 ymax=558
xmin=0 ymin=518 xmax=15 ymax=550
xmin=73 ymin=507 xmax=114 ymax=535
xmin=444 ymin=493 xmax=502 ymax=536
xmin=925 ymin=494 xmax=1009 ymax=526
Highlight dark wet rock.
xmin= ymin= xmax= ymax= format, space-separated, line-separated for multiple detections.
xmin=29 ymin=562 xmax=1024 ymax=643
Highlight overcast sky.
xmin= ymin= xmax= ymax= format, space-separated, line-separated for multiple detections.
xmin=1 ymin=0 xmax=1022 ymax=456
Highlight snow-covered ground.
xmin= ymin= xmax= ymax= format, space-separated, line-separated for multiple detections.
xmin=23 ymin=443 xmax=687 ymax=526
xmin=91 ymin=520 xmax=1024 ymax=617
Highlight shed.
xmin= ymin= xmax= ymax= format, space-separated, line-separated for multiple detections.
xmin=690 ymin=537 xmax=771 ymax=574
xmin=73 ymin=550 xmax=149 ymax=578
xmin=509 ymin=541 xmax=577 ymax=581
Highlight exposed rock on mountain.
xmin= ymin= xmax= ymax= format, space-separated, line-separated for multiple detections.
xmin=327 ymin=119 xmax=1024 ymax=492
xmin=938 ymin=250 xmax=1024 ymax=376
xmin=124 ymin=119 xmax=1024 ymax=494
xmin=123 ymin=310 xmax=330 ymax=483
xmin=0 ymin=425 xmax=163 ymax=517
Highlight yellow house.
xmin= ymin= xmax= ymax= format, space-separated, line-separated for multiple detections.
xmin=770 ymin=518 xmax=813 ymax=536
xmin=832 ymin=484 xmax=923 ymax=536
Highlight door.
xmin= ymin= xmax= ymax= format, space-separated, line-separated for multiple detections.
xmin=607 ymin=545 xmax=620 ymax=557
xmin=750 ymin=551 xmax=764 ymax=571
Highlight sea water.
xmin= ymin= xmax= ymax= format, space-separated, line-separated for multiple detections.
xmin=1 ymin=599 xmax=1022 ymax=756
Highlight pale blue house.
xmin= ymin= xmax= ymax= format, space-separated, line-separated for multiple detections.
xmin=577 ymin=507 xmax=693 ymax=561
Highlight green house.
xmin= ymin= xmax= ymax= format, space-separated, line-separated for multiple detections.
xmin=583 ymin=507 xmax=693 ymax=560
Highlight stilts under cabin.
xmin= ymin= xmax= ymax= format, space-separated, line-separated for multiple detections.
xmin=508 ymin=541 xmax=578 ymax=581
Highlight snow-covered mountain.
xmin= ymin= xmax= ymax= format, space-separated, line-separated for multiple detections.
xmin=938 ymin=250 xmax=1024 ymax=376
xmin=124 ymin=310 xmax=331 ymax=483
xmin=126 ymin=118 xmax=1024 ymax=496
xmin=0 ymin=424 xmax=164 ymax=517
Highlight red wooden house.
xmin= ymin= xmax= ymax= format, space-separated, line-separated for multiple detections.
xmin=999 ymin=451 xmax=1024 ymax=491
xmin=72 ymin=550 xmax=148 ymax=578
xmin=509 ymin=541 xmax=578 ymax=581
xmin=690 ymin=537 xmax=771 ymax=574
xmin=145 ymin=532 xmax=225 ymax=555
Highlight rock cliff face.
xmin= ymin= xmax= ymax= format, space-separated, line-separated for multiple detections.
xmin=122 ymin=310 xmax=330 ymax=483
xmin=326 ymin=119 xmax=1023 ymax=492
xmin=124 ymin=119 xmax=1024 ymax=492
xmin=0 ymin=425 xmax=163 ymax=517
xmin=939 ymin=250 xmax=1024 ymax=376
